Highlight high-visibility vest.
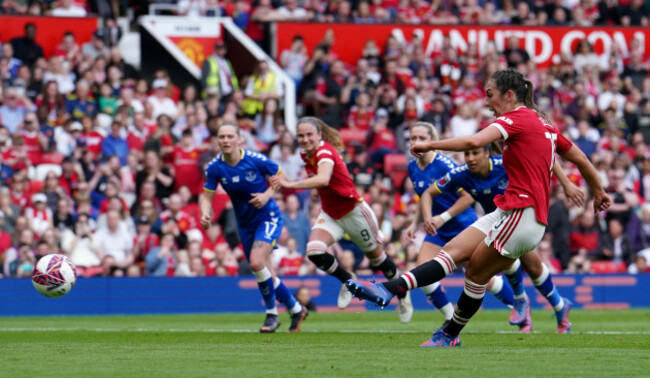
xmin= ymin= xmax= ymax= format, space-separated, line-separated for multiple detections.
xmin=242 ymin=72 xmax=276 ymax=115
xmin=205 ymin=56 xmax=239 ymax=95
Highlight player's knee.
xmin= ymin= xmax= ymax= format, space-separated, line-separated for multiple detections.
xmin=306 ymin=241 xmax=328 ymax=257
xmin=248 ymin=251 xmax=266 ymax=272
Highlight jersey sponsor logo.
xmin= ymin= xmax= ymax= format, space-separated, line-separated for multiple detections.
xmin=497 ymin=116 xmax=513 ymax=125
xmin=437 ymin=173 xmax=451 ymax=188
xmin=245 ymin=170 xmax=256 ymax=182
xmin=418 ymin=181 xmax=424 ymax=188
xmin=232 ymin=176 xmax=240 ymax=183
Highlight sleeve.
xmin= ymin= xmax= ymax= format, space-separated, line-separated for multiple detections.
xmin=488 ymin=115 xmax=523 ymax=141
xmin=315 ymin=146 xmax=335 ymax=167
xmin=251 ymin=152 xmax=280 ymax=177
xmin=203 ymin=162 xmax=219 ymax=192
xmin=433 ymin=169 xmax=463 ymax=194
xmin=555 ymin=132 xmax=573 ymax=155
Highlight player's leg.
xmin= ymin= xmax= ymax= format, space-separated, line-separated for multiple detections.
xmin=520 ymin=251 xmax=571 ymax=333
xmin=265 ymin=254 xmax=308 ymax=332
xmin=429 ymin=207 xmax=545 ymax=346
xmin=486 ymin=274 xmax=515 ymax=307
xmin=502 ymin=258 xmax=531 ymax=330
xmin=307 ymin=211 xmax=354 ymax=308
xmin=347 ymin=202 xmax=413 ymax=322
xmin=246 ymin=234 xmax=281 ymax=332
xmin=417 ymin=239 xmax=454 ymax=323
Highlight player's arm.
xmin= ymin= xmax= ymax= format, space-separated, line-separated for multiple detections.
xmin=405 ymin=193 xmax=422 ymax=241
xmin=250 ymin=168 xmax=285 ymax=209
xmin=199 ymin=190 xmax=215 ymax=230
xmin=552 ymin=163 xmax=585 ymax=207
xmin=423 ymin=188 xmax=474 ymax=236
xmin=559 ymin=144 xmax=611 ymax=213
xmin=411 ymin=126 xmax=502 ymax=155
xmin=270 ymin=161 xmax=333 ymax=190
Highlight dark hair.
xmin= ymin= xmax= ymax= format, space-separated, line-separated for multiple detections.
xmin=297 ymin=117 xmax=344 ymax=153
xmin=217 ymin=121 xmax=240 ymax=136
xmin=490 ymin=68 xmax=548 ymax=121
xmin=293 ymin=35 xmax=304 ymax=42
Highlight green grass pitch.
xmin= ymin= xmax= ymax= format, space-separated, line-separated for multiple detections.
xmin=2 ymin=309 xmax=649 ymax=377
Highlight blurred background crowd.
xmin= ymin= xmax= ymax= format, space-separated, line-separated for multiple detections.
xmin=0 ymin=0 xmax=649 ymax=280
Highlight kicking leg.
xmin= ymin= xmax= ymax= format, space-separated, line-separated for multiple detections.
xmin=418 ymin=242 xmax=453 ymax=322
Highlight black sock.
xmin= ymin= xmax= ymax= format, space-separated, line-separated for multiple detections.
xmin=308 ymin=253 xmax=352 ymax=283
xmin=372 ymin=256 xmax=398 ymax=280
xmin=382 ymin=259 xmax=448 ymax=296
xmin=443 ymin=291 xmax=485 ymax=337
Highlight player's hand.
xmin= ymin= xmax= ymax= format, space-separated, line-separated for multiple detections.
xmin=405 ymin=223 xmax=417 ymax=241
xmin=592 ymin=191 xmax=612 ymax=213
xmin=269 ymin=176 xmax=289 ymax=191
xmin=563 ymin=182 xmax=585 ymax=208
xmin=424 ymin=216 xmax=443 ymax=236
xmin=249 ymin=192 xmax=269 ymax=209
xmin=200 ymin=213 xmax=212 ymax=230
xmin=410 ymin=142 xmax=432 ymax=158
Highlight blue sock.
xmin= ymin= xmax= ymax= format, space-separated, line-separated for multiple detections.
xmin=421 ymin=282 xmax=454 ymax=320
xmin=487 ymin=275 xmax=515 ymax=307
xmin=532 ymin=264 xmax=565 ymax=313
xmin=504 ymin=259 xmax=526 ymax=299
xmin=274 ymin=277 xmax=302 ymax=314
xmin=254 ymin=268 xmax=277 ymax=315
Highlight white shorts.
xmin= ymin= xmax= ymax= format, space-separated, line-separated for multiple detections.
xmin=471 ymin=207 xmax=545 ymax=260
xmin=312 ymin=201 xmax=381 ymax=252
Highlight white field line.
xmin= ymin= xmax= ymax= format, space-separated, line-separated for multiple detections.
xmin=0 ymin=327 xmax=648 ymax=335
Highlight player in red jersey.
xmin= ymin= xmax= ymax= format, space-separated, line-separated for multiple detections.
xmin=347 ymin=69 xmax=612 ymax=346
xmin=269 ymin=117 xmax=414 ymax=323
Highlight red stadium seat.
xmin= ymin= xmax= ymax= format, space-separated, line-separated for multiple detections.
xmin=590 ymin=261 xmax=628 ymax=273
xmin=339 ymin=128 xmax=367 ymax=147
xmin=383 ymin=153 xmax=408 ymax=190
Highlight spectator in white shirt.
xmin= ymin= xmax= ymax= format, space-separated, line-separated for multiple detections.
xmin=94 ymin=209 xmax=134 ymax=277
xmin=147 ymin=78 xmax=178 ymax=120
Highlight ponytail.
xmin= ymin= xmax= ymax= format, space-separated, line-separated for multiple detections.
xmin=524 ymin=80 xmax=550 ymax=122
xmin=491 ymin=69 xmax=549 ymax=122
xmin=298 ymin=116 xmax=345 ymax=153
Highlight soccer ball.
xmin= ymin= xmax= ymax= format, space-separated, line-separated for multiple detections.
xmin=32 ymin=254 xmax=77 ymax=298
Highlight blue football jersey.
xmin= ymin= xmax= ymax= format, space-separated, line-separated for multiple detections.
xmin=434 ymin=155 xmax=509 ymax=214
xmin=408 ymin=153 xmax=477 ymax=239
xmin=204 ymin=149 xmax=281 ymax=228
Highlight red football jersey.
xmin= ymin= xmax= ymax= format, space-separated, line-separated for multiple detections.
xmin=81 ymin=131 xmax=104 ymax=155
xmin=489 ymin=107 xmax=573 ymax=225
xmin=21 ymin=131 xmax=43 ymax=165
xmin=173 ymin=146 xmax=202 ymax=195
xmin=300 ymin=141 xmax=360 ymax=219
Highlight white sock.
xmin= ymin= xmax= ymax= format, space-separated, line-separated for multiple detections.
xmin=290 ymin=302 xmax=303 ymax=314
xmin=440 ymin=303 xmax=454 ymax=321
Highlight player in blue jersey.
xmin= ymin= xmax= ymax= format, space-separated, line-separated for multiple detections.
xmin=403 ymin=122 xmax=515 ymax=326
xmin=420 ymin=145 xmax=584 ymax=333
xmin=200 ymin=122 xmax=307 ymax=333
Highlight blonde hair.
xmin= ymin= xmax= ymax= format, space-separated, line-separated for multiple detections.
xmin=298 ymin=117 xmax=345 ymax=153
xmin=410 ymin=121 xmax=439 ymax=142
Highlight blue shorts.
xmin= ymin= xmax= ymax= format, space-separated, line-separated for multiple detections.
xmin=239 ymin=215 xmax=283 ymax=259
xmin=424 ymin=233 xmax=454 ymax=247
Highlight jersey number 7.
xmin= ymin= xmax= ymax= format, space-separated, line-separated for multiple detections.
xmin=545 ymin=132 xmax=557 ymax=173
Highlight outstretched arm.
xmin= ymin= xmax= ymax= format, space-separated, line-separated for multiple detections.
xmin=559 ymin=145 xmax=611 ymax=213
xmin=423 ymin=189 xmax=474 ymax=236
xmin=270 ymin=161 xmax=333 ymax=190
xmin=411 ymin=126 xmax=502 ymax=156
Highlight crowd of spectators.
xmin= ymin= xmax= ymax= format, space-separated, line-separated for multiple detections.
xmin=0 ymin=1 xmax=650 ymax=280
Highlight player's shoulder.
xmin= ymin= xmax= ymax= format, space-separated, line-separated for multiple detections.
xmin=433 ymin=153 xmax=457 ymax=169
xmin=315 ymin=141 xmax=336 ymax=158
xmin=449 ymin=163 xmax=469 ymax=177
xmin=243 ymin=149 xmax=269 ymax=162
xmin=490 ymin=155 xmax=504 ymax=166
xmin=206 ymin=154 xmax=223 ymax=170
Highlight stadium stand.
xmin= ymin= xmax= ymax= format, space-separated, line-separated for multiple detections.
xmin=0 ymin=0 xmax=649 ymax=280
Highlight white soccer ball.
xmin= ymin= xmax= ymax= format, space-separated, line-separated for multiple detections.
xmin=32 ymin=254 xmax=78 ymax=298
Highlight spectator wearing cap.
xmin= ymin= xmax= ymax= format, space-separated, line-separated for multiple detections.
xmin=1 ymin=87 xmax=35 ymax=134
xmin=82 ymin=30 xmax=110 ymax=61
xmin=201 ymin=39 xmax=239 ymax=101
xmin=50 ymin=0 xmax=87 ymax=17
xmin=102 ymin=121 xmax=129 ymax=166
xmin=147 ymin=78 xmax=178 ymax=120
xmin=61 ymin=213 xmax=103 ymax=278
xmin=133 ymin=215 xmax=160 ymax=266
xmin=10 ymin=23 xmax=44 ymax=67
xmin=25 ymin=193 xmax=53 ymax=237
